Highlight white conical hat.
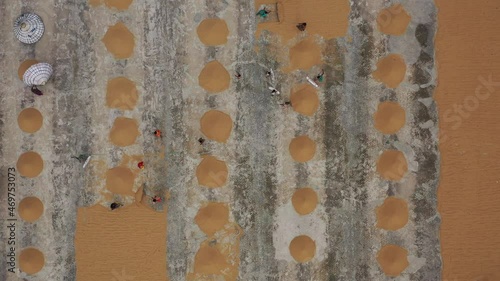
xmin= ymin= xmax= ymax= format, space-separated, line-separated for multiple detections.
xmin=14 ymin=13 xmax=45 ymax=44
xmin=23 ymin=63 xmax=53 ymax=86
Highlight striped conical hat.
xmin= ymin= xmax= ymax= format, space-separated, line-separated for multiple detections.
xmin=23 ymin=63 xmax=53 ymax=86
xmin=14 ymin=13 xmax=45 ymax=44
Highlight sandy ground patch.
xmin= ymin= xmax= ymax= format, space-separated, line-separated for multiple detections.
xmin=376 ymin=244 xmax=409 ymax=277
xmin=196 ymin=155 xmax=228 ymax=188
xmin=187 ymin=223 xmax=242 ymax=281
xmin=197 ymin=19 xmax=229 ymax=46
xmin=291 ymin=187 xmax=318 ymax=215
xmin=375 ymin=197 xmax=408 ymax=231
xmin=200 ymin=110 xmax=233 ymax=143
xmin=372 ymin=54 xmax=406 ymax=89
xmin=16 ymin=151 xmax=44 ymax=178
xmin=198 ymin=60 xmax=230 ymax=93
xmin=290 ymin=84 xmax=319 ymax=116
xmin=106 ymin=77 xmax=138 ymax=110
xmin=287 ymin=37 xmax=321 ymax=71
xmin=19 ymin=248 xmax=45 ymax=275
xmin=255 ymin=0 xmax=350 ymax=41
xmin=102 ymin=22 xmax=135 ymax=59
xmin=18 ymin=197 xmax=44 ymax=222
xmin=75 ymin=204 xmax=168 ymax=281
xmin=436 ymin=0 xmax=500 ymax=279
xmin=289 ymin=135 xmax=316 ymax=162
xmin=109 ymin=117 xmax=140 ymax=147
xmin=373 ymin=101 xmax=405 ymax=134
xmin=18 ymin=108 xmax=43 ymax=133
xmin=105 ymin=166 xmax=136 ymax=196
xmin=376 ymin=4 xmax=411 ymax=36
xmin=376 ymin=150 xmax=408 ymax=181
xmin=195 ymin=202 xmax=230 ymax=236
xmin=289 ymin=235 xmax=316 ymax=263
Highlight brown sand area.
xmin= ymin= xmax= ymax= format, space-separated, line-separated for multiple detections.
xmin=109 ymin=117 xmax=140 ymax=147
xmin=373 ymin=101 xmax=405 ymax=134
xmin=375 ymin=197 xmax=408 ymax=231
xmin=106 ymin=166 xmax=135 ymax=196
xmin=377 ymin=4 xmax=411 ymax=36
xmin=198 ymin=60 xmax=230 ymax=93
xmin=193 ymin=244 xmax=230 ymax=275
xmin=197 ymin=18 xmax=229 ymax=46
xmin=376 ymin=244 xmax=409 ymax=277
xmin=102 ymin=22 xmax=135 ymax=59
xmin=187 ymin=223 xmax=243 ymax=281
xmin=89 ymin=0 xmax=133 ymax=10
xmin=18 ymin=108 xmax=43 ymax=133
xmin=104 ymin=0 xmax=133 ymax=10
xmin=290 ymin=84 xmax=319 ymax=116
xmin=292 ymin=187 xmax=318 ymax=215
xmin=288 ymin=37 xmax=321 ymax=71
xmin=289 ymin=235 xmax=316 ymax=263
xmin=195 ymin=202 xmax=229 ymax=236
xmin=436 ymin=1 xmax=500 ymax=279
xmin=19 ymin=248 xmax=45 ymax=275
xmin=17 ymin=151 xmax=43 ymax=178
xmin=254 ymin=0 xmax=350 ymax=41
xmin=289 ymin=135 xmax=316 ymax=162
xmin=196 ymin=155 xmax=228 ymax=188
xmin=18 ymin=197 xmax=44 ymax=222
xmin=376 ymin=150 xmax=407 ymax=181
xmin=106 ymin=77 xmax=138 ymax=110
xmin=372 ymin=54 xmax=406 ymax=89
xmin=200 ymin=110 xmax=233 ymax=143
xmin=75 ymin=204 xmax=168 ymax=281
xmin=18 ymin=59 xmax=38 ymax=80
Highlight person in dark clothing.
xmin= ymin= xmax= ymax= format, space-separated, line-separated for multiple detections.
xmin=279 ymin=101 xmax=292 ymax=107
xmin=31 ymin=86 xmax=43 ymax=96
xmin=72 ymin=154 xmax=91 ymax=163
xmin=198 ymin=137 xmax=205 ymax=145
xmin=110 ymin=202 xmax=122 ymax=210
xmin=296 ymin=22 xmax=307 ymax=31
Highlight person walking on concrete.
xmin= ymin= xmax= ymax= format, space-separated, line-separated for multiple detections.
xmin=279 ymin=101 xmax=292 ymax=107
xmin=269 ymin=86 xmax=280 ymax=96
xmin=316 ymin=69 xmax=325 ymax=83
xmin=153 ymin=129 xmax=162 ymax=138
xmin=72 ymin=154 xmax=92 ymax=168
xmin=152 ymin=195 xmax=162 ymax=203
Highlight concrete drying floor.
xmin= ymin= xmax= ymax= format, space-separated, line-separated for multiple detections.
xmin=0 ymin=0 xmax=440 ymax=280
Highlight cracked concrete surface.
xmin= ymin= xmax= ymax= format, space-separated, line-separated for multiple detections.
xmin=0 ymin=0 xmax=440 ymax=280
